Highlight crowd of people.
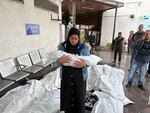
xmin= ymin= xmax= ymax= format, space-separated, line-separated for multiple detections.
xmin=126 ymin=25 xmax=150 ymax=91
xmin=112 ymin=24 xmax=150 ymax=91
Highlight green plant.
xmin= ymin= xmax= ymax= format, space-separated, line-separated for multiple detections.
xmin=62 ymin=12 xmax=71 ymax=27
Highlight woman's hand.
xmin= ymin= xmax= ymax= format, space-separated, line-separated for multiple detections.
xmin=57 ymin=55 xmax=71 ymax=64
xmin=74 ymin=59 xmax=86 ymax=68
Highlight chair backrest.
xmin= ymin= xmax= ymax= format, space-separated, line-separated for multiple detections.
xmin=38 ymin=48 xmax=47 ymax=59
xmin=0 ymin=58 xmax=17 ymax=78
xmin=16 ymin=54 xmax=32 ymax=68
xmin=29 ymin=50 xmax=41 ymax=64
xmin=0 ymin=73 xmax=3 ymax=80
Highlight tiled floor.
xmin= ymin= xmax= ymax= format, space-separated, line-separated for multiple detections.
xmin=94 ymin=50 xmax=150 ymax=113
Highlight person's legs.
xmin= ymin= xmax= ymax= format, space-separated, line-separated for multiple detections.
xmin=138 ymin=62 xmax=149 ymax=88
xmin=71 ymin=72 xmax=86 ymax=113
xmin=118 ymin=50 xmax=122 ymax=63
xmin=148 ymin=62 xmax=150 ymax=74
xmin=128 ymin=44 xmax=132 ymax=54
xmin=147 ymin=63 xmax=150 ymax=78
xmin=126 ymin=59 xmax=139 ymax=87
xmin=128 ymin=53 xmax=134 ymax=71
xmin=114 ymin=49 xmax=118 ymax=62
xmin=60 ymin=80 xmax=65 ymax=111
xmin=128 ymin=45 xmax=130 ymax=54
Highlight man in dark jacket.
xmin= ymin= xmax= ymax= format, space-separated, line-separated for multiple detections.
xmin=126 ymin=30 xmax=150 ymax=91
xmin=129 ymin=24 xmax=144 ymax=69
xmin=113 ymin=32 xmax=125 ymax=64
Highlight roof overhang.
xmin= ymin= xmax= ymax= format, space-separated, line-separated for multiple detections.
xmin=35 ymin=0 xmax=59 ymax=13
xmin=62 ymin=0 xmax=124 ymax=25
xmin=62 ymin=0 xmax=124 ymax=14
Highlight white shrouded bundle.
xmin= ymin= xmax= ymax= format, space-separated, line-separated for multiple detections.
xmin=87 ymin=65 xmax=134 ymax=113
xmin=47 ymin=50 xmax=102 ymax=67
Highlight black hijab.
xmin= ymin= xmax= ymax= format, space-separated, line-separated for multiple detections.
xmin=65 ymin=27 xmax=81 ymax=55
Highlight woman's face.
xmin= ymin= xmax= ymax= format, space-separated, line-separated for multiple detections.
xmin=69 ymin=34 xmax=79 ymax=46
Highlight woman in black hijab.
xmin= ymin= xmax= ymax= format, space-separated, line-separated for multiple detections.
xmin=57 ymin=27 xmax=90 ymax=113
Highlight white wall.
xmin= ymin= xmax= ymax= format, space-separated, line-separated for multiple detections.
xmin=101 ymin=0 xmax=150 ymax=46
xmin=0 ymin=0 xmax=61 ymax=60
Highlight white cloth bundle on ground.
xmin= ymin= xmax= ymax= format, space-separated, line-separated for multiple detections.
xmin=87 ymin=65 xmax=103 ymax=90
xmin=48 ymin=50 xmax=102 ymax=67
xmin=0 ymin=80 xmax=45 ymax=113
xmin=0 ymin=78 xmax=60 ymax=113
xmin=92 ymin=91 xmax=124 ymax=113
xmin=40 ymin=68 xmax=61 ymax=90
xmin=19 ymin=90 xmax=60 ymax=113
xmin=87 ymin=65 xmax=133 ymax=113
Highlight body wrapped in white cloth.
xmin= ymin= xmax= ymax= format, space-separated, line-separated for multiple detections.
xmin=48 ymin=50 xmax=102 ymax=67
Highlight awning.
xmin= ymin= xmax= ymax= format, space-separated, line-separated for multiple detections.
xmin=35 ymin=0 xmax=59 ymax=13
xmin=62 ymin=0 xmax=124 ymax=25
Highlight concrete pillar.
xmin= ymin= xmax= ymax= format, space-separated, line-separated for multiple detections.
xmin=58 ymin=0 xmax=62 ymax=22
xmin=72 ymin=0 xmax=76 ymax=25
xmin=112 ymin=7 xmax=118 ymax=43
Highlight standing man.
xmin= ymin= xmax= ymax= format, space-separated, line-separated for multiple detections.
xmin=113 ymin=32 xmax=125 ymax=64
xmin=129 ymin=24 xmax=145 ymax=70
xmin=126 ymin=30 xmax=150 ymax=91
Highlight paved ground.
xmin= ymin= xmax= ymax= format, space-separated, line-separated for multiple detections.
xmin=94 ymin=50 xmax=150 ymax=113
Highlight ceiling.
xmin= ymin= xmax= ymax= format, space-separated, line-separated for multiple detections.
xmin=62 ymin=0 xmax=124 ymax=14
xmin=62 ymin=0 xmax=124 ymax=25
